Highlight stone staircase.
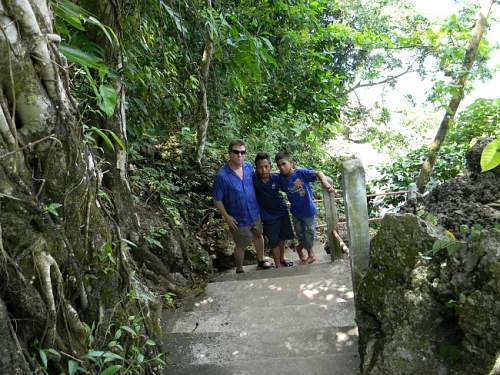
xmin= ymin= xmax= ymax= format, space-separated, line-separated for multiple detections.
xmin=162 ymin=244 xmax=359 ymax=374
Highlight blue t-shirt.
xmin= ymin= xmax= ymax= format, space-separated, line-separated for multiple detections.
xmin=213 ymin=161 xmax=260 ymax=226
xmin=253 ymin=172 xmax=289 ymax=222
xmin=278 ymin=168 xmax=317 ymax=219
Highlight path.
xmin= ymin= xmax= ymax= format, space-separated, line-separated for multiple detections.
xmin=162 ymin=243 xmax=359 ymax=374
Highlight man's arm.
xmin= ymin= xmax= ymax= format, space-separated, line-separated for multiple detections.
xmin=214 ymin=200 xmax=238 ymax=232
xmin=315 ymin=171 xmax=336 ymax=193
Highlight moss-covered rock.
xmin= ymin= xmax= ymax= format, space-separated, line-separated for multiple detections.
xmin=357 ymin=214 xmax=500 ymax=375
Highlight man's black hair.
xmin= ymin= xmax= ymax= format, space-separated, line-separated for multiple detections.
xmin=274 ymin=150 xmax=292 ymax=163
xmin=255 ymin=152 xmax=270 ymax=165
xmin=228 ymin=139 xmax=246 ymax=152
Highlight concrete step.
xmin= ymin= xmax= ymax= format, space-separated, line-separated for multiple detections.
xmin=163 ymin=326 xmax=358 ymax=368
xmin=215 ymin=258 xmax=350 ymax=283
xmin=214 ymin=245 xmax=348 ymax=283
xmin=163 ymin=352 xmax=360 ymax=375
xmin=162 ymin=243 xmax=358 ymax=375
xmin=178 ymin=262 xmax=353 ymax=313
xmin=164 ymin=300 xmax=355 ymax=335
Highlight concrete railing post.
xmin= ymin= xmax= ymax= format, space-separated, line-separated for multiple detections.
xmin=341 ymin=159 xmax=370 ymax=292
xmin=322 ymin=176 xmax=341 ymax=261
xmin=407 ymin=182 xmax=418 ymax=202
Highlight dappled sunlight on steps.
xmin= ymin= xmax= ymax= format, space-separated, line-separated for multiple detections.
xmin=162 ymin=242 xmax=359 ymax=375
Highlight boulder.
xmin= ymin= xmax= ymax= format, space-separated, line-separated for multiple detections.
xmin=425 ymin=138 xmax=500 ymax=235
xmin=357 ymin=213 xmax=500 ymax=375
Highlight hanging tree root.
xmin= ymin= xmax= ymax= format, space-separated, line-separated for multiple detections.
xmin=33 ymin=246 xmax=88 ymax=353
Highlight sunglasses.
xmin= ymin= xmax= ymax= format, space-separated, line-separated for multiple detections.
xmin=231 ymin=150 xmax=246 ymax=155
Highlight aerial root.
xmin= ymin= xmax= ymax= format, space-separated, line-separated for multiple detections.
xmin=33 ymin=248 xmax=87 ymax=351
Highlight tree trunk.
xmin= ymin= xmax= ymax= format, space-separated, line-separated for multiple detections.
xmin=416 ymin=0 xmax=494 ymax=193
xmin=195 ymin=0 xmax=214 ymax=165
xmin=78 ymin=0 xmax=139 ymax=241
xmin=0 ymin=0 xmax=139 ymax=368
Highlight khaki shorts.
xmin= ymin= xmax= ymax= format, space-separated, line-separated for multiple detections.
xmin=231 ymin=218 xmax=263 ymax=249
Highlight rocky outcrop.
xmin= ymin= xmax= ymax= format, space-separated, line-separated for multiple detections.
xmin=425 ymin=138 xmax=500 ymax=235
xmin=356 ymin=213 xmax=500 ymax=374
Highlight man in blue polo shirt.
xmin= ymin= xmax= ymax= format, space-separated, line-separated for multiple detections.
xmin=213 ymin=139 xmax=272 ymax=273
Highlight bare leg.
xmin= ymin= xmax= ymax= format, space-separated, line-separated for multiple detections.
xmin=234 ymin=246 xmax=245 ymax=272
xmin=272 ymin=246 xmax=281 ymax=268
xmin=279 ymin=240 xmax=286 ymax=263
xmin=306 ymin=248 xmax=316 ymax=264
xmin=252 ymin=233 xmax=265 ymax=262
xmin=296 ymin=245 xmax=307 ymax=262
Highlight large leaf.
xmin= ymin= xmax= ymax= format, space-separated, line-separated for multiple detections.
xmin=89 ymin=127 xmax=114 ymax=151
xmin=60 ymin=45 xmax=105 ymax=70
xmin=480 ymin=138 xmax=500 ymax=172
xmin=68 ymin=360 xmax=79 ymax=375
xmin=98 ymin=85 xmax=118 ymax=117
xmin=52 ymin=0 xmax=87 ymax=31
xmin=159 ymin=1 xmax=187 ymax=35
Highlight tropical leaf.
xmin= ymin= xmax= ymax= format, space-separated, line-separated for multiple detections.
xmin=106 ymin=129 xmax=125 ymax=150
xmin=60 ymin=45 xmax=105 ymax=70
xmin=159 ymin=1 xmax=187 ymax=35
xmin=98 ymin=85 xmax=118 ymax=117
xmin=89 ymin=127 xmax=115 ymax=151
xmin=480 ymin=138 xmax=500 ymax=172
xmin=68 ymin=360 xmax=79 ymax=375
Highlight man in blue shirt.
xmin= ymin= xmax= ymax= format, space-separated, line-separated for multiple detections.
xmin=275 ymin=151 xmax=335 ymax=264
xmin=213 ymin=140 xmax=272 ymax=273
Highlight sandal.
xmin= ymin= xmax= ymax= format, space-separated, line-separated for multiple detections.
xmin=306 ymin=256 xmax=316 ymax=264
xmin=236 ymin=268 xmax=245 ymax=274
xmin=257 ymin=260 xmax=273 ymax=269
xmin=280 ymin=259 xmax=294 ymax=267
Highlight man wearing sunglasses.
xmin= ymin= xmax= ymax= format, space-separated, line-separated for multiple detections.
xmin=213 ymin=139 xmax=272 ymax=273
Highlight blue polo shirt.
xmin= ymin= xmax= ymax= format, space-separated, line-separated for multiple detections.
xmin=253 ymin=172 xmax=289 ymax=222
xmin=278 ymin=168 xmax=317 ymax=219
xmin=213 ymin=161 xmax=260 ymax=226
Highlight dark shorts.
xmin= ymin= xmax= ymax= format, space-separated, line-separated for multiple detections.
xmin=263 ymin=215 xmax=294 ymax=249
xmin=293 ymin=215 xmax=315 ymax=250
xmin=232 ymin=218 xmax=263 ymax=248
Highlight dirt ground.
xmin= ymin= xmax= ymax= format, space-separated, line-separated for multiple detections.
xmin=424 ymin=138 xmax=500 ymax=236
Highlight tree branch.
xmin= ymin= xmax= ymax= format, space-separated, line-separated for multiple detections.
xmin=348 ymin=65 xmax=413 ymax=93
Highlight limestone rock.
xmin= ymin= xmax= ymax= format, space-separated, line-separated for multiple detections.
xmin=357 ymin=213 xmax=500 ymax=375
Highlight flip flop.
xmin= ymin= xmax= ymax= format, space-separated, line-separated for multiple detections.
xmin=257 ymin=260 xmax=273 ymax=269
xmin=280 ymin=259 xmax=294 ymax=267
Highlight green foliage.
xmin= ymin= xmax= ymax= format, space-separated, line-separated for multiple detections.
xmin=481 ymin=137 xmax=500 ymax=172
xmin=45 ymin=202 xmax=63 ymax=217
xmin=431 ymin=224 xmax=485 ymax=255
xmin=84 ymin=126 xmax=125 ymax=152
xmin=375 ymin=97 xmax=499 ymax=202
xmin=448 ymin=99 xmax=500 ymax=145
xmin=431 ymin=239 xmax=466 ymax=257
xmin=161 ymin=292 xmax=177 ymax=309
xmin=53 ymin=0 xmax=119 ymax=119
xmin=425 ymin=3 xmax=495 ymax=106
xmin=32 ymin=315 xmax=165 ymax=374
xmin=144 ymin=226 xmax=167 ymax=250
xmin=374 ymin=143 xmax=465 ymax=200
xmin=98 ymin=242 xmax=118 ymax=275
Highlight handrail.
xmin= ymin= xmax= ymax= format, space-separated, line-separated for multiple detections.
xmin=332 ymin=229 xmax=349 ymax=255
